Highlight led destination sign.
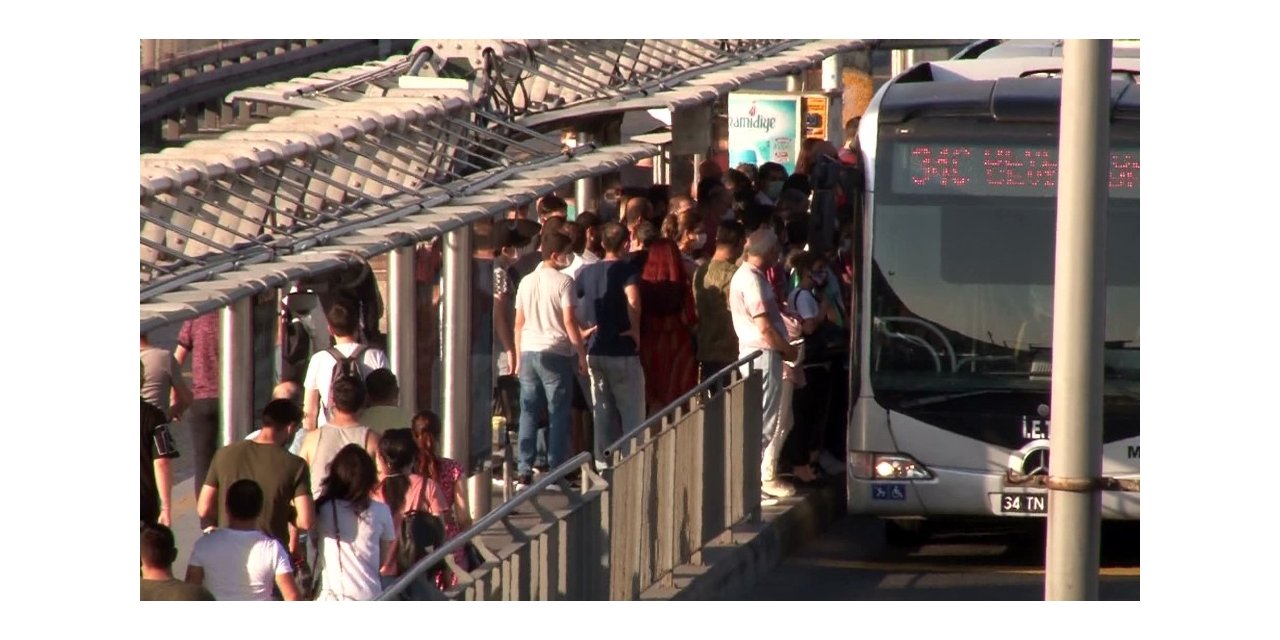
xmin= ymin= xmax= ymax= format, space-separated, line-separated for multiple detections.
xmin=892 ymin=143 xmax=1140 ymax=198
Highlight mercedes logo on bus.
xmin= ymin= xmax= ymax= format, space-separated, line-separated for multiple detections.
xmin=1009 ymin=441 xmax=1051 ymax=477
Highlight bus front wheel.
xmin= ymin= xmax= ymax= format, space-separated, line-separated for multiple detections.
xmin=884 ymin=519 xmax=927 ymax=547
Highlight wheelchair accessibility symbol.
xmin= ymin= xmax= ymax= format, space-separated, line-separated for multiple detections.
xmin=872 ymin=484 xmax=907 ymax=501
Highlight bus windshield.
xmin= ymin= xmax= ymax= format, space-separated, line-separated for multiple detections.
xmin=869 ymin=139 xmax=1139 ymax=400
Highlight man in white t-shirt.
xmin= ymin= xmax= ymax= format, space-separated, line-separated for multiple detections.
xmin=729 ymin=229 xmax=800 ymax=499
xmin=303 ymin=300 xmax=387 ymax=432
xmin=186 ymin=479 xmax=300 ymax=601
xmin=513 ymin=231 xmax=589 ymax=486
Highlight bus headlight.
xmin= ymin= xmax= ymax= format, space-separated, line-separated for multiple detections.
xmin=852 ymin=452 xmax=934 ymax=480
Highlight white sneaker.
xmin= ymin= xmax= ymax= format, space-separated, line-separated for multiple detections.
xmin=761 ymin=478 xmax=797 ymax=498
xmin=818 ymin=451 xmax=846 ymax=476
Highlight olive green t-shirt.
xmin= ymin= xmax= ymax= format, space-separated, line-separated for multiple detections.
xmin=693 ymin=258 xmax=740 ymax=363
xmin=204 ymin=440 xmax=310 ymax=546
xmin=140 ymin=578 xmax=215 ymax=601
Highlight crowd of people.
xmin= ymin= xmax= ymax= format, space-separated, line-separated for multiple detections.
xmin=497 ymin=124 xmax=866 ymax=498
xmin=141 ymin=300 xmax=476 ymax=601
xmin=140 ymin=119 xmax=866 ymax=600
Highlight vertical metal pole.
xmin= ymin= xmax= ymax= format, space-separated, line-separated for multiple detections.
xmin=651 ymin=147 xmax=665 ymax=185
xmin=389 ymin=245 xmax=417 ymax=413
xmin=1045 ymin=38 xmax=1112 ymax=601
xmin=442 ymin=228 xmax=472 ymax=467
xmin=575 ymin=131 xmax=598 ymax=214
xmin=692 ymin=153 xmax=704 ymax=188
xmin=891 ymin=50 xmax=907 ymax=77
xmin=822 ymin=55 xmax=844 ymax=148
xmin=218 ymin=297 xmax=253 ymax=446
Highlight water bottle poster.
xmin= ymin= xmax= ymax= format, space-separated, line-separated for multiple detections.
xmin=727 ymin=93 xmax=801 ymax=175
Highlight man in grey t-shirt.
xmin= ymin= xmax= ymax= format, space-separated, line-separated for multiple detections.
xmin=513 ymin=231 xmax=589 ymax=486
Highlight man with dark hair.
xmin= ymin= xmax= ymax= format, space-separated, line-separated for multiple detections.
xmin=141 ymin=523 xmax=215 ymax=601
xmin=187 ymin=479 xmax=301 ymax=601
xmin=302 ymin=299 xmax=388 ymax=432
xmin=558 ymin=219 xmax=597 ymax=457
xmin=199 ymin=399 xmax=314 ymax=562
xmin=301 ymin=378 xmax=379 ymax=497
xmin=359 ymin=368 xmax=409 ymax=435
xmin=696 ymin=177 xmax=735 ymax=241
xmin=694 ymin=221 xmax=747 ymax=383
xmin=575 ymin=222 xmax=645 ymax=470
xmin=576 ymin=211 xmax=603 ymax=261
xmin=509 ymin=216 xmax=566 ymax=292
xmin=560 ymin=220 xmax=597 ymax=280
xmin=513 ymin=231 xmax=589 ymax=487
xmin=627 ymin=221 xmax=659 ymax=268
xmin=537 ymin=195 xmax=569 ymax=222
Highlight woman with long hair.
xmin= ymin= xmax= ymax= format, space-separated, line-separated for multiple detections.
xmin=372 ymin=429 xmax=444 ymax=595
xmin=638 ymin=238 xmax=699 ymax=414
xmin=313 ymin=444 xmax=394 ymax=600
xmin=410 ymin=410 xmax=473 ymax=590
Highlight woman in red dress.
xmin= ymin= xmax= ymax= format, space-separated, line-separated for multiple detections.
xmin=410 ymin=410 xmax=472 ymax=591
xmin=638 ymin=238 xmax=699 ymax=415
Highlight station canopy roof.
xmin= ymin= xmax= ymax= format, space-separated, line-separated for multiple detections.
xmin=142 ymin=39 xmax=958 ymax=332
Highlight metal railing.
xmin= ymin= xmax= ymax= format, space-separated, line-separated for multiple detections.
xmin=603 ymin=352 xmax=763 ymax=599
xmin=378 ymin=351 xmax=763 ymax=601
xmin=378 ymin=452 xmax=609 ymax=601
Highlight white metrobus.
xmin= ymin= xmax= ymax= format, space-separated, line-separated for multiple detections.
xmin=844 ymin=41 xmax=1140 ymax=533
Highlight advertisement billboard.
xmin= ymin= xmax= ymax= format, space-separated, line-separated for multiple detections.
xmin=727 ymin=93 xmax=800 ymax=174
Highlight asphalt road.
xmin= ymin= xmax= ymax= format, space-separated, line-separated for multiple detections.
xmin=744 ymin=516 xmax=1139 ymax=600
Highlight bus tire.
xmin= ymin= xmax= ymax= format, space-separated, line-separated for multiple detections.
xmin=884 ymin=519 xmax=926 ymax=547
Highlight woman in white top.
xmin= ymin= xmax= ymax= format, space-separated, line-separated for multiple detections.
xmin=313 ymin=444 xmax=395 ymax=601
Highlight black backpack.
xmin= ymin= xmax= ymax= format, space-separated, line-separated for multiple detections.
xmin=327 ymin=345 xmax=368 ymax=393
xmin=397 ymin=483 xmax=446 ymax=575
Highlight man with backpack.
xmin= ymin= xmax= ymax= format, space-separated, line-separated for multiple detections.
xmin=302 ymin=299 xmax=388 ymax=433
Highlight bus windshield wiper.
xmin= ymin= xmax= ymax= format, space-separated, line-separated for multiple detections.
xmin=898 ymin=388 xmax=1017 ymax=410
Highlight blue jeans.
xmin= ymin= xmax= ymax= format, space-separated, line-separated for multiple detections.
xmin=518 ymin=351 xmax=574 ymax=475
xmin=743 ymin=349 xmax=785 ymax=479
xmin=587 ymin=355 xmax=646 ymax=464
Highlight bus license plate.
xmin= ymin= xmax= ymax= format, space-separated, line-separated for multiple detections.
xmin=1000 ymin=493 xmax=1047 ymax=515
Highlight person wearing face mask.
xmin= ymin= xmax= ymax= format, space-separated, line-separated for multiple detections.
xmin=783 ymin=251 xmax=842 ymax=483
xmin=494 ymin=218 xmax=541 ymax=377
xmin=754 ymin=162 xmax=788 ymax=207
